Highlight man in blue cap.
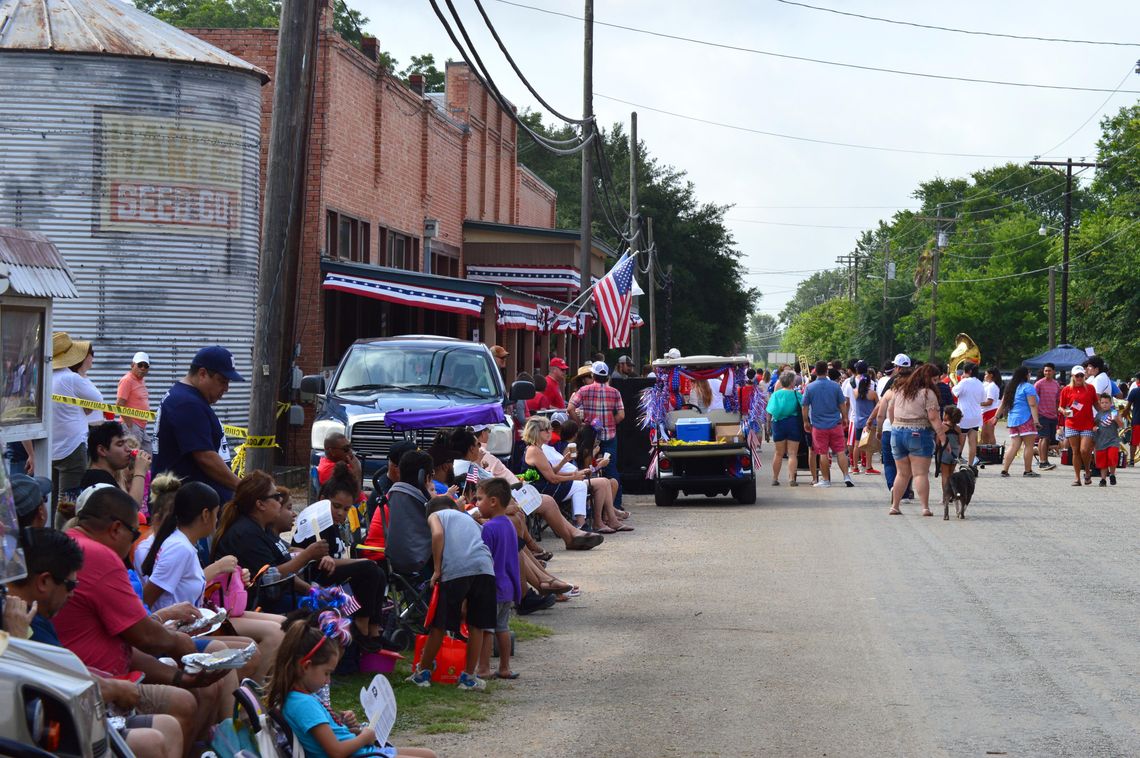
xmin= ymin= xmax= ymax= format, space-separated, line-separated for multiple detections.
xmin=151 ymin=346 xmax=245 ymax=502
xmin=12 ymin=472 xmax=53 ymax=530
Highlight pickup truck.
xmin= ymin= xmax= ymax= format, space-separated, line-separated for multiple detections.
xmin=301 ymin=335 xmax=523 ymax=487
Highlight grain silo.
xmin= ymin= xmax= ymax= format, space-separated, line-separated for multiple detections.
xmin=0 ymin=0 xmax=267 ymax=424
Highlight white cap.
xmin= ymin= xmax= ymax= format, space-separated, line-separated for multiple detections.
xmin=550 ymin=411 xmax=569 ymax=424
xmin=76 ymin=483 xmax=116 ymax=513
xmin=470 ymin=424 xmax=490 ymax=433
xmin=591 ymin=361 xmax=610 ymax=377
xmin=893 ymin=353 xmax=912 ymax=368
xmin=665 ymin=348 xmax=681 ymax=359
xmin=1071 ymin=364 xmax=1086 ymax=375
xmin=132 ymin=351 xmax=151 ymax=365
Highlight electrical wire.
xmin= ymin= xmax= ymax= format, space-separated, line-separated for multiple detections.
xmin=594 ymin=93 xmax=1034 ymax=159
xmin=471 ymin=0 xmax=588 ymax=124
xmin=728 ymin=219 xmax=871 ymax=230
xmin=493 ymin=0 xmax=1140 ymax=94
xmin=773 ymin=0 xmax=1140 ymax=47
xmin=429 ymin=0 xmax=594 ymax=155
xmin=1035 ymin=65 xmax=1138 ymax=157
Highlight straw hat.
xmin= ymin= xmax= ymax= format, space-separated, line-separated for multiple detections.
xmin=52 ymin=331 xmax=91 ymax=370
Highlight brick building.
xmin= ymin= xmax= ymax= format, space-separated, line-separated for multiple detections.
xmin=192 ymin=10 xmax=620 ymax=463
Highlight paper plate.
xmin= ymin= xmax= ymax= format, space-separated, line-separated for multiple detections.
xmin=189 ymin=607 xmax=225 ymax=638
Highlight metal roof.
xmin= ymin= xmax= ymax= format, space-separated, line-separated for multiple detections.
xmin=0 ymin=0 xmax=268 ymax=81
xmin=0 ymin=227 xmax=79 ymax=298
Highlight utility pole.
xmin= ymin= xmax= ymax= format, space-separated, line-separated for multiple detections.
xmin=578 ymin=0 xmax=594 ymax=356
xmin=835 ymin=254 xmax=855 ymax=299
xmin=246 ymin=0 xmax=322 ymax=474
xmin=916 ymin=203 xmax=954 ymax=364
xmin=1048 ymin=266 xmax=1056 ymax=348
xmin=881 ymin=239 xmax=890 ymax=366
xmin=1029 ymin=157 xmax=1102 ymax=345
xmin=647 ymin=218 xmax=657 ymax=361
xmin=629 ymin=111 xmax=641 ymax=364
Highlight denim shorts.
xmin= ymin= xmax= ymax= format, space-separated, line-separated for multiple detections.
xmin=771 ymin=416 xmax=801 ymax=442
xmin=890 ymin=427 xmax=935 ymax=459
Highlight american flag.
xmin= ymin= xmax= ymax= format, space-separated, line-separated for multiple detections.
xmin=466 ymin=462 xmax=481 ymax=486
xmin=593 ymin=253 xmax=636 ymax=348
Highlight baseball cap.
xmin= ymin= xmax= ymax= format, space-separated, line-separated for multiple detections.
xmin=665 ymin=348 xmax=681 ymax=359
xmin=854 ymin=359 xmax=868 ymax=372
xmin=470 ymin=424 xmax=490 ymax=433
xmin=883 ymin=361 xmax=896 ymax=373
xmin=10 ymin=474 xmax=51 ymax=518
xmin=550 ymin=411 xmax=569 ymax=425
xmin=549 ymin=357 xmax=569 ymax=370
xmin=618 ymin=355 xmax=633 ymax=365
xmin=1071 ymin=364 xmax=1086 ymax=375
xmin=591 ymin=361 xmax=610 ymax=377
xmin=191 ymin=346 xmax=245 ymax=381
xmin=132 ymin=351 xmax=151 ymax=366
xmin=76 ymin=483 xmax=115 ymax=514
xmin=893 ymin=353 xmax=912 ymax=368
xmin=387 ymin=439 xmax=418 ymax=465
xmin=490 ymin=345 xmax=509 ymax=359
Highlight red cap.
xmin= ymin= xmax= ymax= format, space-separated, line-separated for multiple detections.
xmin=549 ymin=357 xmax=569 ymax=370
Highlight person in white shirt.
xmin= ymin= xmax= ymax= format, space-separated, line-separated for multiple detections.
xmin=952 ymin=362 xmax=986 ymax=465
xmin=1084 ymin=356 xmax=1115 ymax=397
xmin=979 ymin=367 xmax=1003 ymax=445
xmin=50 ymin=332 xmax=103 ymax=511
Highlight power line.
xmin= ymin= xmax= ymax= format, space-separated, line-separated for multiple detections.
xmin=1036 ymin=65 xmax=1138 ymax=156
xmin=773 ymin=0 xmax=1140 ymax=48
xmin=595 ymin=93 xmax=1033 ymax=159
xmin=493 ymin=0 xmax=1140 ymax=94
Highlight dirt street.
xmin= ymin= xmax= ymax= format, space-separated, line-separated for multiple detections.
xmin=414 ymin=466 xmax=1140 ymax=757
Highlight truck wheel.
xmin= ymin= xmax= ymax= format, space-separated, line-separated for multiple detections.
xmin=732 ymin=481 xmax=757 ymax=505
xmin=654 ymin=482 xmax=678 ymax=507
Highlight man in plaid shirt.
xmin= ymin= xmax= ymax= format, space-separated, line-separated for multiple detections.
xmin=568 ymin=362 xmax=626 ymax=511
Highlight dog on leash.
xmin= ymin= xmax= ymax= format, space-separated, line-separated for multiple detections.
xmin=945 ymin=464 xmax=978 ymax=520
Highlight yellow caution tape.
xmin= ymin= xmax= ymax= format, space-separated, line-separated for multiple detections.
xmin=52 ymin=394 xmax=288 ymax=444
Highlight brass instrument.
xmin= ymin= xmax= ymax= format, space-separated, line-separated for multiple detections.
xmin=947 ymin=333 xmax=981 ymax=385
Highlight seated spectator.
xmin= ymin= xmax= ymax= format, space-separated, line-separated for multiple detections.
xmin=269 ymin=614 xmax=437 ymax=758
xmin=6 ymin=527 xmax=185 ymax=758
xmin=385 ymin=449 xmax=435 ymax=576
xmin=81 ymin=420 xmax=151 ymax=508
xmin=292 ymin=464 xmax=387 ymax=650
xmin=133 ymin=473 xmax=181 ymax=576
xmin=12 ymin=472 xmax=51 ymax=530
xmin=573 ymin=424 xmax=632 ymax=532
xmin=366 ymin=439 xmax=417 ymax=525
xmin=428 ymin=442 xmax=457 ymax=496
xmin=139 ymin=481 xmax=285 ymax=682
xmin=213 ymin=471 xmax=332 ymax=614
xmin=316 ymin=432 xmax=360 ymax=486
xmin=553 ymin=419 xmax=578 ymax=454
xmin=451 ymin=427 xmax=601 ymax=551
xmin=50 ymin=486 xmax=236 ymax=751
xmin=522 ymin=416 xmax=590 ymax=529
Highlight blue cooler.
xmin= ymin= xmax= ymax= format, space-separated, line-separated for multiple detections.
xmin=675 ymin=417 xmax=711 ymax=442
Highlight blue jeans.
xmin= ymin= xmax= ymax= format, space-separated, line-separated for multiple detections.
xmin=599 ymin=437 xmax=622 ymax=509
xmin=880 ymin=431 xmax=913 ymax=498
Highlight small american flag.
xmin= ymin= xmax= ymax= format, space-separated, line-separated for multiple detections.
xmin=593 ymin=253 xmax=636 ymax=348
xmin=466 ymin=462 xmax=481 ymax=486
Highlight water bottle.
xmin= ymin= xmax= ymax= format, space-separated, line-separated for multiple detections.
xmin=263 ymin=565 xmax=282 ymax=602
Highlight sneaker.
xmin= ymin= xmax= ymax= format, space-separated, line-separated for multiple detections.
xmin=1000 ymin=471 xmax=1010 ymax=477
xmin=813 ymin=480 xmax=831 ymax=488
xmin=457 ymin=672 xmax=486 ymax=691
xmin=1039 ymin=462 xmax=1057 ymax=471
xmin=1099 ymin=478 xmax=1107 ymax=487
xmin=1023 ymin=470 xmax=1040 ymax=477
xmin=1110 ymin=474 xmax=1117 ymax=485
xmin=844 ymin=475 xmax=854 ymax=488
xmin=406 ymin=667 xmax=432 ymax=688
xmin=864 ymin=467 xmax=881 ymax=474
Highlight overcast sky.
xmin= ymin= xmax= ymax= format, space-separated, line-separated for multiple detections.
xmin=357 ymin=0 xmax=1140 ymax=319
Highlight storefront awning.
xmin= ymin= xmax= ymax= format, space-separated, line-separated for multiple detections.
xmin=322 ymin=270 xmax=484 ymax=317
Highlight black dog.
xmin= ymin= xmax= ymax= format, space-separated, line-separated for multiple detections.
xmin=946 ymin=465 xmax=978 ymax=520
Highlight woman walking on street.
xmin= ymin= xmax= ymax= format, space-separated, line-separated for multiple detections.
xmin=887 ymin=363 xmax=947 ymax=516
xmin=767 ymin=370 xmax=802 ymax=486
xmin=980 ymin=367 xmax=1004 ymax=445
xmin=1060 ymin=365 xmax=1098 ymax=485
xmin=997 ymin=366 xmax=1040 ymax=478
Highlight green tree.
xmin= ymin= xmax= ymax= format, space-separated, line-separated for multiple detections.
xmin=399 ymin=54 xmax=446 ymax=92
xmin=780 ymin=298 xmax=857 ymax=363
xmin=778 ymin=269 xmax=847 ymax=326
xmin=746 ymin=311 xmax=783 ymax=362
xmin=134 ymin=0 xmax=375 ymax=52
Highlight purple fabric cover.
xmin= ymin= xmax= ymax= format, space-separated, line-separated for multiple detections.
xmin=384 ymin=404 xmax=505 ymax=431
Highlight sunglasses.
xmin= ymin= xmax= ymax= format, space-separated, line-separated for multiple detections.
xmin=53 ymin=576 xmax=79 ymax=592
xmin=264 ymin=492 xmax=285 ymax=502
xmin=114 ymin=519 xmax=141 ymax=542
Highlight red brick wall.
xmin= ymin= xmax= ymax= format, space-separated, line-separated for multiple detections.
xmin=518 ymin=166 xmax=558 ymax=227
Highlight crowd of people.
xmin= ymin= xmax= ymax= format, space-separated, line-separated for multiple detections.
xmin=1 ymin=334 xmax=646 ymax=757
xmin=758 ymin=352 xmax=1139 ymax=515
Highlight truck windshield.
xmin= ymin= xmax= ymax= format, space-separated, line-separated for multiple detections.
xmin=332 ymin=346 xmax=501 ymax=399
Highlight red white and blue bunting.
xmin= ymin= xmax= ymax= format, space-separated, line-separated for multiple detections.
xmin=466 ymin=264 xmax=581 ymax=293
xmin=495 ymin=296 xmax=540 ymax=331
xmin=631 ymin=313 xmax=645 ymax=328
xmin=322 ymin=272 xmax=484 ymax=317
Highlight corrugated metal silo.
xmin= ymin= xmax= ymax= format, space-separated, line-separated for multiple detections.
xmin=0 ymin=0 xmax=268 ymax=424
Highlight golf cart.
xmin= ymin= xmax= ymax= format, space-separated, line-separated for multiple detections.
xmin=643 ymin=355 xmax=764 ymax=506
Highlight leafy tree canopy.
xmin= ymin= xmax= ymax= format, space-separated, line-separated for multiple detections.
xmin=780 ymin=298 xmax=856 ymax=363
xmin=399 ymin=54 xmax=446 ymax=92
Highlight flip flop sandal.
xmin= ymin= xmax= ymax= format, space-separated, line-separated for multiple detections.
xmin=615 ymin=524 xmax=634 ymax=532
xmin=616 ymin=510 xmax=631 ymax=520
xmin=553 ymin=594 xmax=570 ymax=602
xmin=532 ymin=550 xmax=554 ymax=561
xmin=922 ymin=509 xmax=934 ymax=517
xmin=594 ymin=527 xmax=616 ymax=534
xmin=565 ymin=587 xmax=582 ymax=598
xmin=493 ymin=672 xmax=520 ymax=679
xmin=888 ymin=508 xmax=902 ymax=515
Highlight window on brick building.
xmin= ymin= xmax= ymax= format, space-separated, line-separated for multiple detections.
xmin=381 ymin=231 xmax=419 ymax=271
xmin=430 ymin=248 xmax=459 ymax=278
xmin=326 ymin=210 xmax=370 ymax=262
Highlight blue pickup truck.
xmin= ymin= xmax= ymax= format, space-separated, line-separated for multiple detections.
xmin=301 ymin=336 xmax=522 ymax=487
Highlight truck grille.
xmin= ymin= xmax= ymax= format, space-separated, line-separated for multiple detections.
xmin=349 ymin=419 xmax=440 ymax=459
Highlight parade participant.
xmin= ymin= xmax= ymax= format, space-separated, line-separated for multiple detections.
xmin=801 ymin=360 xmax=852 ymax=488
xmin=979 ymin=367 xmax=1003 ymax=445
xmin=117 ymin=351 xmax=153 ymax=454
xmin=151 ymin=346 xmax=244 ymax=502
xmin=614 ymin=355 xmax=638 ymax=379
xmin=1033 ymin=363 xmax=1061 ymax=470
xmin=1093 ymin=394 xmax=1124 ymax=486
xmin=1124 ymin=372 xmax=1140 ymax=466
xmin=997 ymin=367 xmax=1040 ymax=478
xmin=81 ymin=420 xmax=151 ymax=508
xmin=887 ymin=363 xmax=946 ymax=517
xmin=567 ymin=361 xmax=625 ymax=509
xmin=767 ymin=370 xmax=802 ymax=486
xmin=952 ymin=362 xmax=985 ymax=467
xmin=1083 ymin=355 xmax=1115 ymax=397
xmin=938 ymin=406 xmax=965 ymax=508
xmin=50 ymin=331 xmax=102 ymax=508
xmin=1059 ymin=365 xmax=1098 ymax=486
xmin=842 ymin=360 xmax=877 ymax=474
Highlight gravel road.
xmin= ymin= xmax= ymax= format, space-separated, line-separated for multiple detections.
xmin=410 ymin=462 xmax=1140 ymax=757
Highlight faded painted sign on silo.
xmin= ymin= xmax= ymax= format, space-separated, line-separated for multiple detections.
xmin=0 ymin=0 xmax=268 ymax=426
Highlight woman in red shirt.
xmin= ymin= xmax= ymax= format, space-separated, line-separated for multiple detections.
xmin=1059 ymin=365 xmax=1099 ymax=485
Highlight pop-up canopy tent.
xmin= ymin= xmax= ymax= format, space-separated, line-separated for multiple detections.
xmin=1021 ymin=344 xmax=1089 ymax=370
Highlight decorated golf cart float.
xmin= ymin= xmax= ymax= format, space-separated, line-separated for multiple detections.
xmin=640 ymin=355 xmax=767 ymax=506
